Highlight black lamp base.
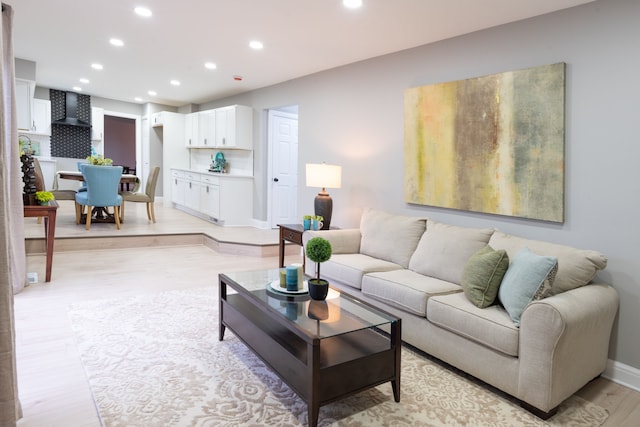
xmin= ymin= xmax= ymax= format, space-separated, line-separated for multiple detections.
xmin=314 ymin=190 xmax=332 ymax=229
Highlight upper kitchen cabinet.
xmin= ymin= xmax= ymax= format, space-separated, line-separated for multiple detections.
xmin=91 ymin=107 xmax=104 ymax=141
xmin=17 ymin=79 xmax=34 ymax=131
xmin=197 ymin=110 xmax=216 ymax=147
xmin=31 ymin=99 xmax=51 ymax=135
xmin=184 ymin=112 xmax=197 ymax=147
xmin=17 ymin=79 xmax=51 ymax=135
xmin=215 ymin=105 xmax=253 ymax=149
xmin=151 ymin=112 xmax=164 ymax=127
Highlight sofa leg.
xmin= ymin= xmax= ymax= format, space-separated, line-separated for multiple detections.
xmin=520 ymin=402 xmax=558 ymax=420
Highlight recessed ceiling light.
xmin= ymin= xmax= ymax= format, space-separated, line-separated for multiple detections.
xmin=79 ymin=78 xmax=90 ymax=84
xmin=170 ymin=80 xmax=181 ymax=86
xmin=148 ymin=90 xmax=157 ymax=96
xmin=73 ymin=86 xmax=82 ymax=92
xmin=134 ymin=97 xmax=143 ymax=102
xmin=109 ymin=38 xmax=124 ymax=47
xmin=249 ymin=40 xmax=264 ymax=50
xmin=91 ymin=63 xmax=103 ymax=70
xmin=343 ymin=0 xmax=363 ymax=9
xmin=134 ymin=7 xmax=152 ymax=17
xmin=204 ymin=62 xmax=217 ymax=70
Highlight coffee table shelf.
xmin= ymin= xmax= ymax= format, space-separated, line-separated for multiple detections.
xmin=219 ymin=269 xmax=401 ymax=427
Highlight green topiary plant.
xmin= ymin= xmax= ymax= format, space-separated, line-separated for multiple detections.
xmin=305 ymin=237 xmax=332 ymax=281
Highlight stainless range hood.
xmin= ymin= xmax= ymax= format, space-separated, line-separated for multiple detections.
xmin=52 ymin=92 xmax=91 ymax=128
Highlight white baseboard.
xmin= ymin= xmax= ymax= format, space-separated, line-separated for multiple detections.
xmin=251 ymin=219 xmax=270 ymax=229
xmin=603 ymin=359 xmax=640 ymax=392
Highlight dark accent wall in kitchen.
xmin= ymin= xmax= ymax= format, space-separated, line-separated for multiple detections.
xmin=50 ymin=89 xmax=91 ymax=158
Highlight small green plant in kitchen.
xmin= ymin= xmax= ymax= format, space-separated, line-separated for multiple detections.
xmin=86 ymin=154 xmax=113 ymax=166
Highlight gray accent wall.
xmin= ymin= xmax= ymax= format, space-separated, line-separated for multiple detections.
xmin=201 ymin=0 xmax=640 ymax=371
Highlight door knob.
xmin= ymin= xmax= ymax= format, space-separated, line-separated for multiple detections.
xmin=273 ymin=177 xmax=279 ymax=182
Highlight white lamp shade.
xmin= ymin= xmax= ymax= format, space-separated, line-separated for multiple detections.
xmin=306 ymin=163 xmax=342 ymax=189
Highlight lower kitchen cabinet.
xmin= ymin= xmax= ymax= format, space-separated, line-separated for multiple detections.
xmin=171 ymin=169 xmax=253 ymax=226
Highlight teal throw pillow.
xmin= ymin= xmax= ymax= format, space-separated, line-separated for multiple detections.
xmin=461 ymin=245 xmax=509 ymax=308
xmin=498 ymin=247 xmax=558 ymax=327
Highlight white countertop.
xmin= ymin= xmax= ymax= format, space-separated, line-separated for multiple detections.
xmin=171 ymin=167 xmax=253 ymax=179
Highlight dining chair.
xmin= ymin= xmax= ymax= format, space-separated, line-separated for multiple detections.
xmin=75 ymin=165 xmax=124 ymax=230
xmin=120 ymin=166 xmax=160 ymax=223
xmin=32 ymin=158 xmax=77 ymax=224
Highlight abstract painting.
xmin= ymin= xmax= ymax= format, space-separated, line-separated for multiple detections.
xmin=404 ymin=63 xmax=565 ymax=222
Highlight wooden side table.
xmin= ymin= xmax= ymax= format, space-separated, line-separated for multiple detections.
xmin=23 ymin=200 xmax=58 ymax=282
xmin=278 ymin=224 xmax=305 ymax=269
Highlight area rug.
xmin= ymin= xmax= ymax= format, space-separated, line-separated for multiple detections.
xmin=68 ymin=287 xmax=608 ymax=427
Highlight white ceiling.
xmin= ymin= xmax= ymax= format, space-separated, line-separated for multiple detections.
xmin=12 ymin=0 xmax=594 ymax=107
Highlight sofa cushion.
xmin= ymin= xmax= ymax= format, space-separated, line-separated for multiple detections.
xmin=359 ymin=208 xmax=427 ymax=268
xmin=361 ymin=269 xmax=462 ymax=317
xmin=489 ymin=231 xmax=606 ymax=295
xmin=498 ymin=248 xmax=559 ymax=326
xmin=409 ymin=220 xmax=494 ymax=285
xmin=319 ymin=253 xmax=402 ymax=290
xmin=427 ymin=292 xmax=520 ymax=357
xmin=461 ymin=245 xmax=509 ymax=308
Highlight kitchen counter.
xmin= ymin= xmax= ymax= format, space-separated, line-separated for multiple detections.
xmin=171 ymin=167 xmax=253 ymax=179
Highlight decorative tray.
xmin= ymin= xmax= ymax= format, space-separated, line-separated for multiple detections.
xmin=268 ymin=280 xmax=309 ymax=295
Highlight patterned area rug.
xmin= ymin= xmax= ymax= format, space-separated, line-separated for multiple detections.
xmin=68 ymin=287 xmax=608 ymax=427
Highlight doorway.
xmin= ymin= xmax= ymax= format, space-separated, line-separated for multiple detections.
xmin=268 ymin=106 xmax=299 ymax=228
xmin=104 ymin=115 xmax=136 ymax=174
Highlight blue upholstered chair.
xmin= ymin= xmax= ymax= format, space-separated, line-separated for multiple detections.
xmin=75 ymin=165 xmax=124 ymax=230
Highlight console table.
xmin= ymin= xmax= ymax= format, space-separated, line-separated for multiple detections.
xmin=278 ymin=224 xmax=305 ymax=269
xmin=23 ymin=200 xmax=58 ymax=282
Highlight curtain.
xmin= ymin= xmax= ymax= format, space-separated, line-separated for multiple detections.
xmin=0 ymin=3 xmax=24 ymax=425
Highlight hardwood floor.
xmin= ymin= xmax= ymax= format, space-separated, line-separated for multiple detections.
xmin=15 ymin=200 xmax=640 ymax=426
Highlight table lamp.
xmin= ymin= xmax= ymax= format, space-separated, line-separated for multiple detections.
xmin=306 ymin=163 xmax=341 ymax=229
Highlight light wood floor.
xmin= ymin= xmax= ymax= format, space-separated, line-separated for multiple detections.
xmin=15 ymin=201 xmax=640 ymax=426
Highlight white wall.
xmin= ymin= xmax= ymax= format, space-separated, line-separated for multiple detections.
xmin=201 ymin=0 xmax=640 ymax=371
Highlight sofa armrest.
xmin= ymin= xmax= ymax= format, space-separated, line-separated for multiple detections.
xmin=517 ymin=282 xmax=618 ymax=412
xmin=302 ymin=229 xmax=361 ymax=254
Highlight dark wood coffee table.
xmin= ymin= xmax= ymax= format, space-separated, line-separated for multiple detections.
xmin=219 ymin=269 xmax=401 ymax=427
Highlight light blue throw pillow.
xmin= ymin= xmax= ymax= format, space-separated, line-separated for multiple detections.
xmin=498 ymin=247 xmax=558 ymax=326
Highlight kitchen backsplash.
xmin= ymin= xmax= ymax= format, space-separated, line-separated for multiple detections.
xmin=190 ymin=148 xmax=254 ymax=176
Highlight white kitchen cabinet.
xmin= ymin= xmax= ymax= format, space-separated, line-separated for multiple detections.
xmin=217 ymin=176 xmax=253 ymax=225
xmin=201 ymin=175 xmax=220 ymax=219
xmin=184 ymin=112 xmax=198 ymax=147
xmin=197 ymin=110 xmax=215 ymax=147
xmin=184 ymin=172 xmax=202 ymax=211
xmin=16 ymin=79 xmax=35 ymax=131
xmin=171 ymin=169 xmax=253 ymax=226
xmin=91 ymin=107 xmax=104 ymax=141
xmin=171 ymin=170 xmax=186 ymax=206
xmin=151 ymin=112 xmax=164 ymax=127
xmin=32 ymin=99 xmax=51 ymax=135
xmin=215 ymin=105 xmax=253 ymax=149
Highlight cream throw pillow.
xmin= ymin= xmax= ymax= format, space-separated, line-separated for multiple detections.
xmin=489 ymin=231 xmax=607 ymax=295
xmin=359 ymin=208 xmax=427 ymax=268
xmin=409 ymin=220 xmax=494 ymax=285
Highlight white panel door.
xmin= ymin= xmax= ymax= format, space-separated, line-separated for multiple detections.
xmin=269 ymin=109 xmax=299 ymax=228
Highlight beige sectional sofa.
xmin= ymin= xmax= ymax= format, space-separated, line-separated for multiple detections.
xmin=303 ymin=208 xmax=618 ymax=418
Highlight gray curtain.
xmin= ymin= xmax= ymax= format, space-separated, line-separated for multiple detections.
xmin=1 ymin=3 xmax=24 ymax=425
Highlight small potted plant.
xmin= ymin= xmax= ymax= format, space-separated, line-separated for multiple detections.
xmin=86 ymin=154 xmax=113 ymax=166
xmin=34 ymin=191 xmax=55 ymax=205
xmin=305 ymin=236 xmax=332 ymax=300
